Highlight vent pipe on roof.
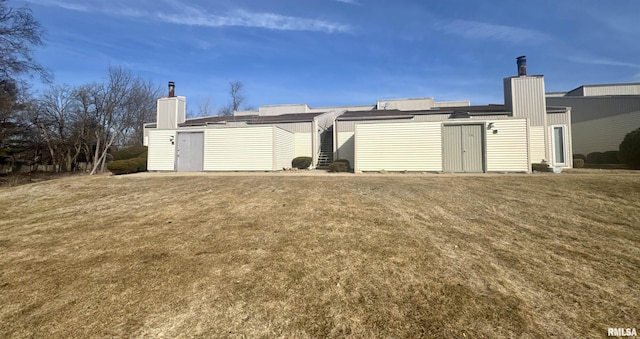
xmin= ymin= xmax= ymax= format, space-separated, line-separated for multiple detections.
xmin=517 ymin=56 xmax=527 ymax=76
xmin=168 ymin=81 xmax=175 ymax=97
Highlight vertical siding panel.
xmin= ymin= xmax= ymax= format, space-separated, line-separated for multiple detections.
xmin=462 ymin=125 xmax=484 ymax=172
xmin=275 ymin=127 xmax=295 ymax=169
xmin=203 ymin=127 xmax=274 ymax=171
xmin=507 ymin=77 xmax=546 ymax=126
xmin=148 ymin=130 xmax=176 ymax=171
xmin=486 ymin=119 xmax=529 ymax=172
xmin=442 ymin=126 xmax=463 ymax=172
xmin=355 ymin=122 xmax=442 ymax=171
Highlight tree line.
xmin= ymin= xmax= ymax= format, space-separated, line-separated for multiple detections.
xmin=1 ymin=66 xmax=162 ymax=174
xmin=0 ymin=0 xmax=163 ymax=174
xmin=0 ymin=0 xmax=250 ymax=174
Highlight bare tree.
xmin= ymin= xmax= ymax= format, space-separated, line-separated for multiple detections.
xmin=85 ymin=66 xmax=160 ymax=174
xmin=197 ymin=97 xmax=215 ymax=117
xmin=36 ymin=84 xmax=78 ymax=171
xmin=0 ymin=0 xmax=50 ymax=170
xmin=0 ymin=0 xmax=51 ymax=82
xmin=218 ymin=80 xmax=247 ymax=116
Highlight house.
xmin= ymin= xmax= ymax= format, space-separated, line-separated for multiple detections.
xmin=546 ymin=83 xmax=640 ymax=156
xmin=145 ymin=57 xmax=573 ymax=173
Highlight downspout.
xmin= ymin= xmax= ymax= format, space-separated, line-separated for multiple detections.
xmin=312 ymin=118 xmax=318 ymax=169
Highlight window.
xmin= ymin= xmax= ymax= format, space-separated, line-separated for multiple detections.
xmin=551 ymin=125 xmax=566 ymax=165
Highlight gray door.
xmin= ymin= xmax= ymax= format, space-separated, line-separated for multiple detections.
xmin=176 ymin=132 xmax=204 ymax=172
xmin=443 ymin=125 xmax=484 ymax=173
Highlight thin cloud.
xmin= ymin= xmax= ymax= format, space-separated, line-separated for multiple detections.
xmin=439 ymin=20 xmax=551 ymax=44
xmin=24 ymin=0 xmax=89 ymax=11
xmin=334 ymin=0 xmax=362 ymax=5
xmin=25 ymin=0 xmax=350 ymax=33
xmin=155 ymin=8 xmax=350 ymax=33
xmin=567 ymin=57 xmax=640 ymax=69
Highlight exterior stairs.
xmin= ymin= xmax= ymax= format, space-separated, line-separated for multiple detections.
xmin=316 ymin=126 xmax=334 ymax=169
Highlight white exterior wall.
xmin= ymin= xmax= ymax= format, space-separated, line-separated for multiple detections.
xmin=336 ymin=131 xmax=355 ymax=165
xmin=355 ymin=121 xmax=442 ymax=172
xmin=485 ymin=119 xmax=529 ymax=172
xmin=275 ymin=127 xmax=295 ymax=169
xmin=294 ymin=133 xmax=312 ymax=157
xmin=571 ymin=111 xmax=640 ymax=154
xmin=529 ymin=126 xmax=546 ymax=163
xmin=148 ymin=130 xmax=177 ymax=171
xmin=203 ymin=126 xmax=274 ymax=171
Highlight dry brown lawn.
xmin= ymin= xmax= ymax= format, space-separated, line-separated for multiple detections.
xmin=1 ymin=171 xmax=639 ymax=338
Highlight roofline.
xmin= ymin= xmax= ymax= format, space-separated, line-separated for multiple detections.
xmin=574 ymin=82 xmax=640 ymax=89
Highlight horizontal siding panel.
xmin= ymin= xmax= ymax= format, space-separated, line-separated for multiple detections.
xmin=486 ymin=119 xmax=529 ymax=172
xmin=337 ymin=132 xmax=355 ymax=165
xmin=571 ymin=110 xmax=640 ymax=154
xmin=530 ymin=126 xmax=546 ymax=163
xmin=294 ymin=133 xmax=312 ymax=157
xmin=546 ymin=96 xmax=640 ymax=123
xmin=583 ymin=84 xmax=640 ymax=96
xmin=148 ymin=130 xmax=176 ymax=171
xmin=355 ymin=122 xmax=442 ymax=171
xmin=276 ymin=122 xmax=312 ymax=133
xmin=204 ymin=127 xmax=274 ymax=171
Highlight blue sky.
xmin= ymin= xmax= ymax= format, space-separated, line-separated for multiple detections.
xmin=19 ymin=0 xmax=640 ymax=113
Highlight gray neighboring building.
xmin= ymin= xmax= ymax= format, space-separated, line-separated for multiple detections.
xmin=546 ymin=83 xmax=640 ymax=155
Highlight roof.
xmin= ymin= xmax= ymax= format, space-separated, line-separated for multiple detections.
xmin=337 ymin=105 xmax=511 ymax=121
xmin=178 ymin=112 xmax=324 ymax=127
xmin=566 ymin=82 xmax=640 ymax=96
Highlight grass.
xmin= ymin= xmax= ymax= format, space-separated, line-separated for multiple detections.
xmin=1 ymin=172 xmax=639 ymax=338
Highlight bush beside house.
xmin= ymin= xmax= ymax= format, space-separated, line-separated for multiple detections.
xmin=292 ymin=157 xmax=312 ymax=169
xmin=619 ymin=128 xmax=640 ymax=169
xmin=107 ymin=145 xmax=148 ymax=175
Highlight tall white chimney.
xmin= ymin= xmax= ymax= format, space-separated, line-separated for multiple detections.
xmin=156 ymin=81 xmax=186 ymax=129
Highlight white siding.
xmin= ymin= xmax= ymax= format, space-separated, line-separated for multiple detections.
xmin=276 ymin=122 xmax=312 ymax=133
xmin=148 ymin=130 xmax=176 ymax=171
xmin=336 ymin=131 xmax=354 ymax=165
xmin=486 ymin=119 xmax=529 ymax=172
xmin=355 ymin=122 xmax=442 ymax=172
xmin=571 ymin=111 xmax=640 ymax=154
xmin=275 ymin=127 xmax=295 ymax=169
xmin=294 ymin=133 xmax=312 ymax=157
xmin=203 ymin=126 xmax=274 ymax=171
xmin=529 ymin=126 xmax=546 ymax=163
